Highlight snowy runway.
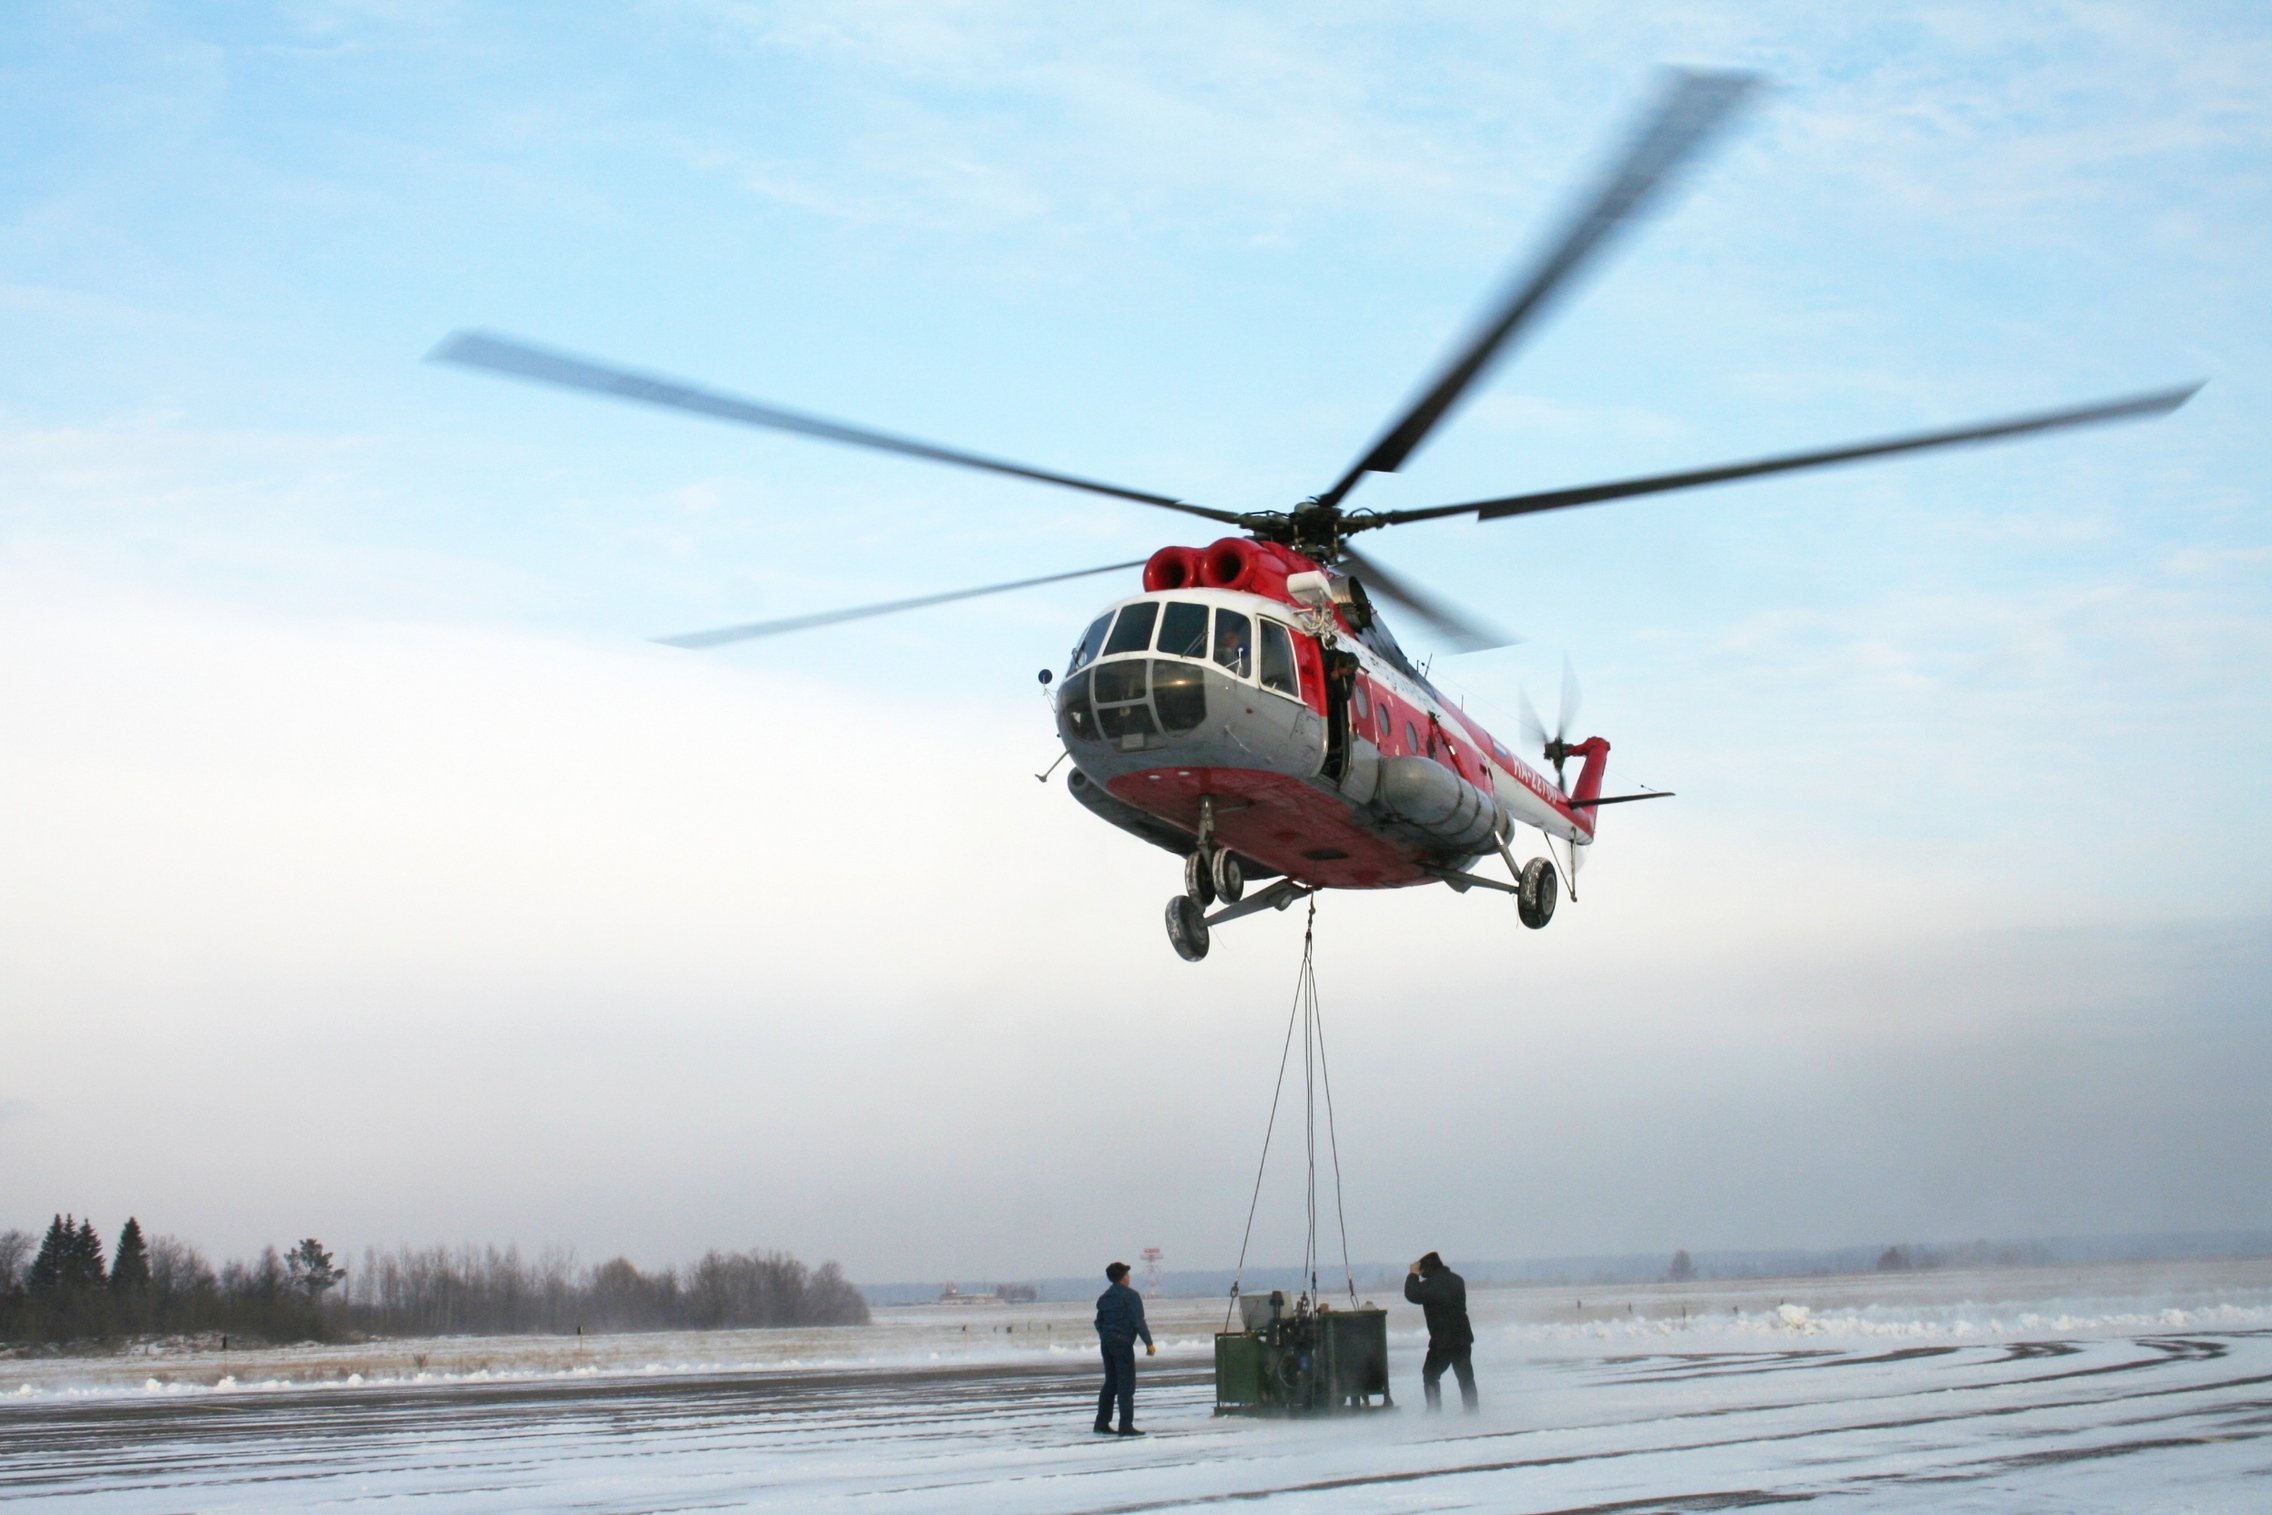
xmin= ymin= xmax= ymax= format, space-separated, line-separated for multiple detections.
xmin=7 ymin=1270 xmax=2271 ymax=1511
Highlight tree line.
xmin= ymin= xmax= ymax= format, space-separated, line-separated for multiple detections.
xmin=342 ymin=1243 xmax=868 ymax=1336
xmin=0 ymin=1217 xmax=868 ymax=1347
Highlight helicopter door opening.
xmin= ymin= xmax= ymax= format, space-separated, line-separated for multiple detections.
xmin=1321 ymin=648 xmax=1359 ymax=783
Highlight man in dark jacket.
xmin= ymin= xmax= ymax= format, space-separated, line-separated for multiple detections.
xmin=1093 ymin=1260 xmax=1156 ymax=1434
xmin=1404 ymin=1250 xmax=1477 ymax=1411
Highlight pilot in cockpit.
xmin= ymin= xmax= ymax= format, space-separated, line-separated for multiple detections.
xmin=1212 ymin=611 xmax=1252 ymax=679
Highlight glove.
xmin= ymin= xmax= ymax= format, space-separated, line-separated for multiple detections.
xmin=1146 ymin=1342 xmax=1157 ymax=1356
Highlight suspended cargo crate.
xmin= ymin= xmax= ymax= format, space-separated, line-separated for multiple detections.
xmin=1215 ymin=1289 xmax=1391 ymax=1415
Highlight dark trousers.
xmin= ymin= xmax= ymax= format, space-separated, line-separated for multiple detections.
xmin=1422 ymin=1341 xmax=1477 ymax=1411
xmin=1096 ymin=1338 xmax=1137 ymax=1429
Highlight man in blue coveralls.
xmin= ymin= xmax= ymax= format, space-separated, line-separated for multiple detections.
xmin=1094 ymin=1260 xmax=1156 ymax=1434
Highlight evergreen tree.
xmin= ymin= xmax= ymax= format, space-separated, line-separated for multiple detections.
xmin=111 ymin=1219 xmax=151 ymax=1295
xmin=26 ymin=1216 xmax=70 ymax=1295
xmin=67 ymin=1217 xmax=107 ymax=1290
xmin=286 ymin=1238 xmax=342 ymax=1299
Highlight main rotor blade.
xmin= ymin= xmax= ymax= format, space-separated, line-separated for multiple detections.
xmin=1361 ymin=383 xmax=2204 ymax=529
xmin=656 ymin=559 xmax=1147 ymax=649
xmin=1317 ymin=69 xmax=1759 ymax=508
xmin=1339 ymin=546 xmax=1517 ymax=654
xmin=431 ymin=330 xmax=1241 ymax=525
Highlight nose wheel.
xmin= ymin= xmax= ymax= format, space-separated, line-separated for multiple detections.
xmin=1183 ymin=849 xmax=1216 ymax=908
xmin=1170 ymin=795 xmax=1275 ymax=960
xmin=1184 ymin=842 xmax=1245 ymax=909
xmin=1210 ymin=847 xmax=1245 ymax=904
xmin=1166 ymin=876 xmax=1311 ymax=961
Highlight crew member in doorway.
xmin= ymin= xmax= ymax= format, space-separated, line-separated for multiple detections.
xmin=1094 ymin=1260 xmax=1156 ymax=1435
xmin=1405 ymin=1251 xmax=1478 ymax=1411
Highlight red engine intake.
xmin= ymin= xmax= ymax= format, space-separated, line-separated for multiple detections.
xmin=1143 ymin=546 xmax=1202 ymax=592
xmin=1144 ymin=539 xmax=1323 ymax=611
xmin=1197 ymin=538 xmax=1257 ymax=590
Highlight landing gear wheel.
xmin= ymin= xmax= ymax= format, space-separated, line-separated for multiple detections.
xmin=1183 ymin=850 xmax=1216 ymax=907
xmin=1518 ymin=857 xmax=1558 ymax=930
xmin=1210 ymin=848 xmax=1245 ymax=904
xmin=1166 ymin=894 xmax=1211 ymax=961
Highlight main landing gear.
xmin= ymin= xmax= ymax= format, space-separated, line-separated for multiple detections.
xmin=1433 ymin=841 xmax=1561 ymax=931
xmin=1517 ymin=856 xmax=1558 ymax=930
xmin=1167 ymin=892 xmax=1211 ymax=961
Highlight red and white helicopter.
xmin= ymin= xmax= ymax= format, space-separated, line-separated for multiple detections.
xmin=434 ymin=71 xmax=2195 ymax=961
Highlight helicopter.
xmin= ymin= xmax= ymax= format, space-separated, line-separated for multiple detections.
xmin=432 ymin=69 xmax=2196 ymax=962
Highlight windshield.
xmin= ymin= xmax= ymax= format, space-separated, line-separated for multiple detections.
xmin=1158 ymin=601 xmax=1209 ymax=659
xmin=1103 ymin=601 xmax=1159 ymax=657
xmin=1067 ymin=613 xmax=1112 ymax=675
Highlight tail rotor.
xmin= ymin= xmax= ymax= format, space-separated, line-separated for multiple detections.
xmin=1520 ymin=655 xmax=1585 ymax=791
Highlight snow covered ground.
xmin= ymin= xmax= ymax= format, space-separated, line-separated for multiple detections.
xmin=5 ymin=1260 xmax=2270 ymax=1510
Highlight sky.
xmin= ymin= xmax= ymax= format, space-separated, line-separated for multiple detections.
xmin=2 ymin=1 xmax=2268 ymax=1286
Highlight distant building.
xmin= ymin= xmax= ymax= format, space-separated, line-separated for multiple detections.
xmin=939 ymin=1282 xmax=1037 ymax=1304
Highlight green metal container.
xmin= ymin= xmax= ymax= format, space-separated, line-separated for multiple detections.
xmin=1317 ymin=1307 xmax=1391 ymax=1406
xmin=1214 ymin=1331 xmax=1265 ymax=1406
xmin=1214 ymin=1296 xmax=1393 ymax=1416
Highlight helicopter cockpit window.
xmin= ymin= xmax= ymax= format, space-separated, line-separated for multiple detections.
xmin=1157 ymin=601 xmax=1209 ymax=659
xmin=1091 ymin=658 xmax=1146 ymax=705
xmin=1258 ymin=619 xmax=1298 ymax=699
xmin=1091 ymin=657 xmax=1156 ymax=743
xmin=1067 ymin=613 xmax=1112 ymax=676
xmin=1212 ymin=610 xmax=1252 ymax=678
xmin=1057 ymin=670 xmax=1096 ymax=740
xmin=1151 ymin=659 xmax=1205 ymax=732
xmin=1103 ymin=601 xmax=1158 ymax=658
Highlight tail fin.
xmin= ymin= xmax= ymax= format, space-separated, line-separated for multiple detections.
xmin=1567 ymin=737 xmax=1611 ymax=844
xmin=1568 ymin=737 xmax=1611 ymax=807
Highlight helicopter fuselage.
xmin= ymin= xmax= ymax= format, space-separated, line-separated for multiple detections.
xmin=1053 ymin=539 xmax=1610 ymax=892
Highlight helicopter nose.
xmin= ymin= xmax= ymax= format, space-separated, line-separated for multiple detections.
xmin=1055 ymin=655 xmax=1209 ymax=752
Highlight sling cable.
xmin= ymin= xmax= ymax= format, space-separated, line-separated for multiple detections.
xmin=1214 ymin=898 xmax=1393 ymax=1414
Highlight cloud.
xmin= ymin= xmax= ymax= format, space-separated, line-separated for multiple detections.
xmin=4 ymin=569 xmax=2266 ymax=1272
